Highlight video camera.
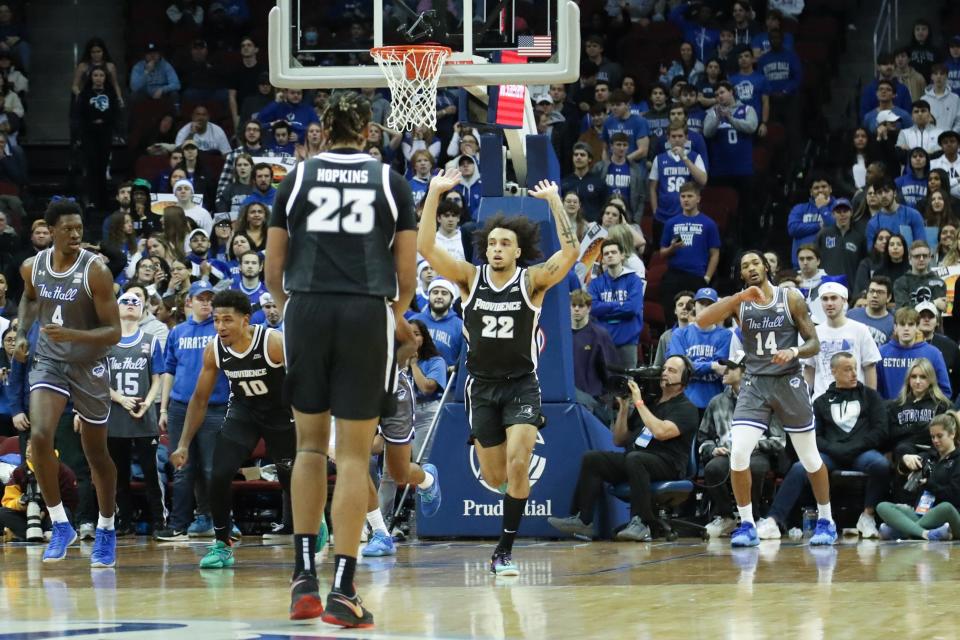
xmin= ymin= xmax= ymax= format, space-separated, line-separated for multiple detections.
xmin=18 ymin=470 xmax=45 ymax=542
xmin=606 ymin=365 xmax=663 ymax=402
xmin=904 ymin=458 xmax=935 ymax=493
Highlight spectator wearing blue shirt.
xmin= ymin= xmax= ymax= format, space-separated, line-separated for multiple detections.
xmin=593 ymin=132 xmax=647 ymax=216
xmin=453 ymin=155 xmax=482 ymax=220
xmin=655 ymin=104 xmax=709 ymax=168
xmin=863 ymin=83 xmax=914 ymax=135
xmin=750 ymin=9 xmax=795 ymax=58
xmin=729 ymin=46 xmax=769 ymax=135
xmin=669 ymin=1 xmax=719 ymax=62
xmin=759 ymin=29 xmax=803 ymax=161
xmin=411 ymin=278 xmax=463 ymax=368
xmin=860 ymin=53 xmax=914 ymax=120
xmin=406 ymin=319 xmax=448 ymax=462
xmin=156 ymin=281 xmax=230 ymax=540
xmin=847 ymin=275 xmax=895 ymax=347
xmin=679 ymin=85 xmax=707 ymax=133
xmin=240 ymin=163 xmax=276 ymax=209
xmin=877 ymin=307 xmax=952 ymax=400
xmin=408 ymin=149 xmax=434 ymax=209
xmin=658 ymin=182 xmax=721 ymax=325
xmin=947 ymin=37 xmax=960 ymax=95
xmin=649 ymin=124 xmax=708 ymax=226
xmin=232 ymin=251 xmax=268 ymax=315
xmin=896 ymin=148 xmax=930 ymax=209
xmin=129 ymin=43 xmax=181 ymax=103
xmin=265 ymin=121 xmax=295 ymax=157
xmin=256 ymin=88 xmax=319 ymax=142
xmin=562 ymin=142 xmax=609 ymax=223
xmin=867 ymin=178 xmax=926 ymax=247
xmin=667 ymin=288 xmax=732 ymax=410
xmin=251 ymin=292 xmax=283 ymax=330
xmin=587 ymin=240 xmax=645 ymax=368
xmin=787 ymin=174 xmax=836 ymax=268
xmin=602 ymin=91 xmax=650 ymax=162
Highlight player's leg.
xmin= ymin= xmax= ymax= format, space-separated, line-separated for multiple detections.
xmin=27 ymin=386 xmax=73 ymax=561
xmin=201 ymin=430 xmax=252 ymax=568
xmin=727 ymin=375 xmax=772 ymax=546
xmin=79 ymin=420 xmax=118 ymax=568
xmin=362 ymin=473 xmax=394 ymax=557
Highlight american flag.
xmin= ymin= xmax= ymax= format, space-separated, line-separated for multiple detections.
xmin=517 ymin=35 xmax=552 ymax=58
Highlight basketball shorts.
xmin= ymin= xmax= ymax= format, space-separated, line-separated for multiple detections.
xmin=29 ymin=355 xmax=111 ymax=425
xmin=378 ymin=374 xmax=414 ymax=445
xmin=732 ymin=373 xmax=814 ymax=433
xmin=283 ymin=292 xmax=394 ymax=420
xmin=221 ymin=404 xmax=295 ymax=452
xmin=464 ymin=372 xmax=545 ymax=448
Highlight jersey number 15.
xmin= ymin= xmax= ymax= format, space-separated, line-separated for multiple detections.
xmin=306 ymin=187 xmax=375 ymax=234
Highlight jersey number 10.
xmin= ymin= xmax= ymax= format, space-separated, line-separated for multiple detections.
xmin=306 ymin=187 xmax=375 ymax=234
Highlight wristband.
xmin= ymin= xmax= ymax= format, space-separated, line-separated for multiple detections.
xmin=790 ymin=347 xmax=799 ymax=359
xmin=160 ymin=410 xmax=168 ymax=414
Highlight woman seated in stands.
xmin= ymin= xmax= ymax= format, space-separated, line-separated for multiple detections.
xmin=888 ymin=358 xmax=952 ymax=460
xmin=876 ymin=413 xmax=960 ymax=541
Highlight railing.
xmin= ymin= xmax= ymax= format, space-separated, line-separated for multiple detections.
xmin=873 ymin=0 xmax=899 ymax=65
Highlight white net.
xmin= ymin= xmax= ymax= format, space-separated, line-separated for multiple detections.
xmin=370 ymin=46 xmax=451 ymax=131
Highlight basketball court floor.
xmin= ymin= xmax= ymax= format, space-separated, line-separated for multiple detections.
xmin=0 ymin=537 xmax=955 ymax=639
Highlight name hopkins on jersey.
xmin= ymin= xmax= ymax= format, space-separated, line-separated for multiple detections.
xmin=315 ymin=168 xmax=369 ymax=184
xmin=462 ymin=499 xmax=552 ymax=517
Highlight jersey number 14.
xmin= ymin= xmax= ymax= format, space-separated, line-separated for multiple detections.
xmin=754 ymin=331 xmax=778 ymax=356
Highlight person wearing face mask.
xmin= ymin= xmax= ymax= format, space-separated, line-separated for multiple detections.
xmin=877 ymin=413 xmax=960 ymax=541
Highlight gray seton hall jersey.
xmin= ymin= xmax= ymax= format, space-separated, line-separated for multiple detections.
xmin=740 ymin=285 xmax=801 ymax=376
xmin=107 ymin=330 xmax=162 ymax=438
xmin=215 ymin=324 xmax=290 ymax=425
xmin=32 ymin=248 xmax=110 ymax=362
xmin=269 ymin=149 xmax=417 ymax=299
xmin=463 ymin=265 xmax=541 ymax=380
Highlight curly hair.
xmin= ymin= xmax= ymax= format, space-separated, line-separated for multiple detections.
xmin=472 ymin=214 xmax=543 ymax=266
xmin=737 ymin=249 xmax=774 ymax=284
xmin=321 ymin=90 xmax=372 ymax=146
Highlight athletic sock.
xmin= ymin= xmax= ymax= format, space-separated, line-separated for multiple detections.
xmin=332 ymin=554 xmax=357 ymax=598
xmin=818 ymin=502 xmax=833 ymax=523
xmin=48 ymin=503 xmax=69 ymax=524
xmin=293 ymin=534 xmax=318 ymax=576
xmin=496 ymin=494 xmax=526 ymax=555
xmin=417 ymin=470 xmax=435 ymax=490
xmin=97 ymin=514 xmax=115 ymax=531
xmin=366 ymin=509 xmax=388 ymax=535
xmin=738 ymin=504 xmax=755 ymax=526
xmin=214 ymin=525 xmax=232 ymax=545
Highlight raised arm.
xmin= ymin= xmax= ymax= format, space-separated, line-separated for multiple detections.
xmin=527 ymin=180 xmax=580 ymax=301
xmin=169 ymin=344 xmax=220 ymax=469
xmin=696 ymin=286 xmax=756 ymax=328
xmin=417 ymin=169 xmax=476 ymax=293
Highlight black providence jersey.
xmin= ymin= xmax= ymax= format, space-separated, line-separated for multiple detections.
xmin=462 ymin=265 xmax=541 ymax=380
xmin=270 ymin=149 xmax=417 ymax=299
xmin=215 ymin=324 xmax=289 ymax=423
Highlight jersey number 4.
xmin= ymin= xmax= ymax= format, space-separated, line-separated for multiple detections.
xmin=481 ymin=315 xmax=514 ymax=339
xmin=754 ymin=331 xmax=778 ymax=356
xmin=306 ymin=187 xmax=375 ymax=234
xmin=51 ymin=304 xmax=63 ymax=326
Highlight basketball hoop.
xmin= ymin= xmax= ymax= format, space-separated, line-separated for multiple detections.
xmin=370 ymin=45 xmax=452 ymax=131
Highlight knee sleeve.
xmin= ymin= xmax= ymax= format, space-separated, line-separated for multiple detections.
xmin=789 ymin=430 xmax=823 ymax=473
xmin=729 ymin=425 xmax=764 ymax=472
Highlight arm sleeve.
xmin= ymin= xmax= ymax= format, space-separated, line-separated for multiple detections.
xmin=859 ymin=326 xmax=882 ymax=366
xmin=390 ymin=170 xmax=418 ymax=232
xmin=162 ymin=62 xmax=180 ymax=92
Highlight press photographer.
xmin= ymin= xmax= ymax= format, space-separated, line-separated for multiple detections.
xmin=0 ymin=440 xmax=78 ymax=542
xmin=548 ymin=355 xmax=699 ymax=541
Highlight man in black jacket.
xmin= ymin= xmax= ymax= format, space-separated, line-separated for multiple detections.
xmin=548 ymin=355 xmax=699 ymax=542
xmin=759 ymin=352 xmax=889 ymax=539
xmin=916 ymin=301 xmax=960 ymax=398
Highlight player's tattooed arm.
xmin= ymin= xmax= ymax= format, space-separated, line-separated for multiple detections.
xmin=528 ymin=180 xmax=579 ymax=298
xmin=787 ymin=288 xmax=820 ymax=360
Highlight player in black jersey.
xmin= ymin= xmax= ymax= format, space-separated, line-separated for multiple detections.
xmin=169 ymin=290 xmax=296 ymax=569
xmin=265 ymin=91 xmax=417 ymax=628
xmin=418 ymin=170 xmax=579 ymax=576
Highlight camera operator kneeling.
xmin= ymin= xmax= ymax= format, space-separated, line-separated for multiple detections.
xmin=876 ymin=414 xmax=960 ymax=541
xmin=0 ymin=440 xmax=79 ymax=542
xmin=548 ymin=355 xmax=699 ymax=541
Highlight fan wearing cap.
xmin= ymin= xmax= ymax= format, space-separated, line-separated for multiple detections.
xmin=863 ymin=80 xmax=913 ymax=135
xmin=413 ymin=261 xmax=435 ymax=314
xmin=915 ymin=300 xmax=960 ymax=396
xmin=183 ymin=228 xmax=226 ymax=285
xmin=666 ymin=287 xmax=732 ymax=410
xmin=130 ymin=43 xmax=180 ymax=102
xmin=930 ymin=129 xmax=960 ymax=199
xmin=410 ymin=278 xmax=462 ymax=368
xmin=815 ymin=198 xmax=866 ymax=287
xmin=251 ymin=292 xmax=282 ymax=330
xmin=700 ymin=350 xmax=786 ymax=539
xmin=892 ymin=239 xmax=947 ymax=310
xmin=924 ymin=64 xmax=960 ymax=137
xmin=877 ymin=307 xmax=952 ymax=400
xmin=801 ymin=282 xmax=881 ymax=400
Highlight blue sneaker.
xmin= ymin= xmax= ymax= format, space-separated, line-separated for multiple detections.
xmin=188 ymin=515 xmax=214 ymax=537
xmin=809 ymin=519 xmax=838 ymax=546
xmin=730 ymin=522 xmax=760 ymax=547
xmin=926 ymin=524 xmax=952 ymax=541
xmin=418 ymin=463 xmax=442 ymax=518
xmin=90 ymin=528 xmax=117 ymax=568
xmin=43 ymin=522 xmax=78 ymax=563
xmin=361 ymin=530 xmax=397 ymax=557
xmin=230 ymin=523 xmax=242 ymax=541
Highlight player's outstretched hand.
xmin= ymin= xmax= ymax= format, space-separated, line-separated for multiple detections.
xmin=170 ymin=446 xmax=189 ymax=470
xmin=529 ymin=180 xmax=560 ymax=201
xmin=429 ymin=169 xmax=462 ymax=194
xmin=738 ymin=286 xmax=764 ymax=304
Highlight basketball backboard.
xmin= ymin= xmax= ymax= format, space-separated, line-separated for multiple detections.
xmin=268 ymin=0 xmax=580 ymax=89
